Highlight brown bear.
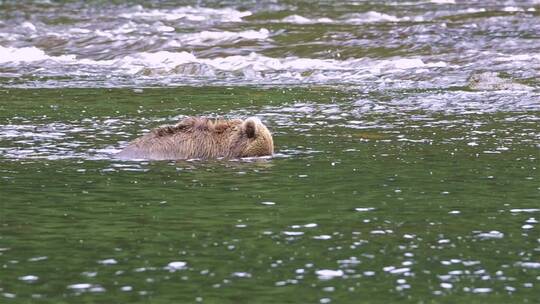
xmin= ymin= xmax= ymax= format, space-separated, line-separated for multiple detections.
xmin=116 ymin=117 xmax=274 ymax=160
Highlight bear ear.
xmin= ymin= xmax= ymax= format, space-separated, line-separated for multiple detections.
xmin=243 ymin=118 xmax=257 ymax=139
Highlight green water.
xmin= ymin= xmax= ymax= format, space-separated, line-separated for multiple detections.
xmin=1 ymin=0 xmax=540 ymax=302
xmin=1 ymin=88 xmax=539 ymax=303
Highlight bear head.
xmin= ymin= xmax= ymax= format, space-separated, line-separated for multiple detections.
xmin=234 ymin=117 xmax=274 ymax=157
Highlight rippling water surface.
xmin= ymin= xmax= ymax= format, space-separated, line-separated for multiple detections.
xmin=1 ymin=1 xmax=539 ymax=303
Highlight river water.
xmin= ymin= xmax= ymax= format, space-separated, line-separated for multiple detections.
xmin=1 ymin=1 xmax=539 ymax=303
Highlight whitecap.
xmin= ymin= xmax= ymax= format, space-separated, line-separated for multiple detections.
xmin=103 ymin=51 xmax=441 ymax=77
xmin=282 ymin=15 xmax=334 ymax=24
xmin=430 ymin=0 xmax=455 ymax=3
xmin=345 ymin=11 xmax=401 ymax=23
xmin=0 ymin=46 xmax=75 ymax=64
xmin=171 ymin=29 xmax=270 ymax=46
xmin=119 ymin=6 xmax=251 ymax=23
xmin=501 ymin=7 xmax=524 ymax=12
xmin=21 ymin=21 xmax=37 ymax=32
xmin=156 ymin=25 xmax=175 ymax=32
xmin=0 ymin=46 xmax=453 ymax=87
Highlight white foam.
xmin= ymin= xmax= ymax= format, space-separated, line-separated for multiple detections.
xmin=21 ymin=22 xmax=37 ymax=31
xmin=277 ymin=11 xmax=428 ymax=25
xmin=0 ymin=46 xmax=74 ymax=64
xmin=502 ymin=7 xmax=524 ymax=12
xmin=110 ymin=51 xmax=443 ymax=77
xmin=156 ymin=25 xmax=175 ymax=32
xmin=0 ymin=43 xmax=452 ymax=86
xmin=345 ymin=11 xmax=401 ymax=23
xmin=167 ymin=29 xmax=270 ymax=47
xmin=119 ymin=6 xmax=251 ymax=23
xmin=430 ymin=0 xmax=455 ymax=3
xmin=282 ymin=15 xmax=334 ymax=24
xmin=495 ymin=53 xmax=540 ymax=62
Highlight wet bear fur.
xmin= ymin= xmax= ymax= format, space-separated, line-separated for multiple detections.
xmin=116 ymin=117 xmax=274 ymax=160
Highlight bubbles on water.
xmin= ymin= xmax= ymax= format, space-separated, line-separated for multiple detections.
xmin=231 ymin=272 xmax=252 ymax=278
xmin=316 ymin=269 xmax=344 ymax=280
xmin=119 ymin=6 xmax=251 ymax=23
xmin=516 ymin=262 xmax=540 ymax=269
xmin=291 ymin=223 xmax=318 ymax=229
xmin=19 ymin=275 xmax=39 ymax=283
xmin=383 ymin=266 xmax=411 ymax=275
xmin=510 ymin=209 xmax=540 ymax=213
xmin=120 ymin=286 xmax=133 ymax=292
xmin=474 ymin=231 xmax=504 ymax=240
xmin=164 ymin=261 xmax=187 ymax=272
xmin=471 ymin=287 xmax=492 ymax=294
xmin=283 ymin=231 xmax=304 ymax=236
xmin=67 ymin=283 xmax=105 ymax=293
xmin=355 ymin=207 xmax=375 ymax=212
xmin=98 ymin=258 xmax=118 ymax=265
xmin=313 ymin=235 xmax=332 ymax=240
xmin=28 ymin=256 xmax=47 ymax=262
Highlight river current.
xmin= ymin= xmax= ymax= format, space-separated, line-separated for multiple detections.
xmin=0 ymin=1 xmax=539 ymax=303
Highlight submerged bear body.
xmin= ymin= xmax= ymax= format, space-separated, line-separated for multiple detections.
xmin=116 ymin=117 xmax=274 ymax=160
